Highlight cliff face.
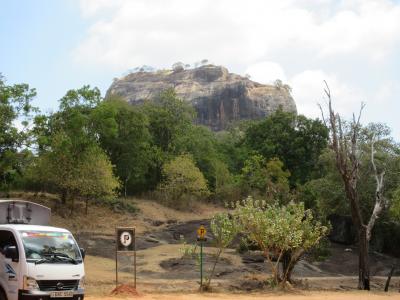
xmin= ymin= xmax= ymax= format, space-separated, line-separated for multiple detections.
xmin=106 ymin=65 xmax=297 ymax=131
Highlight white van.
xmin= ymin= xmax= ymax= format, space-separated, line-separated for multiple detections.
xmin=0 ymin=200 xmax=85 ymax=300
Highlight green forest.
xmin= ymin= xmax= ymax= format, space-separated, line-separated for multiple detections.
xmin=2 ymin=74 xmax=400 ymax=288
xmin=1 ymin=74 xmax=400 ymax=220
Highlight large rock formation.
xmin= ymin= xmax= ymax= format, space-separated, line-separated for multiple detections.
xmin=106 ymin=65 xmax=297 ymax=131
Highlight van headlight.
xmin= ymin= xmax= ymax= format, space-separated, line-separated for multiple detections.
xmin=23 ymin=276 xmax=39 ymax=291
xmin=78 ymin=276 xmax=85 ymax=289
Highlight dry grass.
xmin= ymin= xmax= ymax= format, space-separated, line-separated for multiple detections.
xmin=7 ymin=192 xmax=225 ymax=235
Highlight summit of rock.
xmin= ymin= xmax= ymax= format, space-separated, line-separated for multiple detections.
xmin=106 ymin=64 xmax=297 ymax=131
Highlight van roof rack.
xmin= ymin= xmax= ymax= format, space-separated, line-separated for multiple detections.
xmin=0 ymin=200 xmax=51 ymax=226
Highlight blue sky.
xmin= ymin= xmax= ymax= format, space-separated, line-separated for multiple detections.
xmin=1 ymin=0 xmax=399 ymax=139
xmin=0 ymin=0 xmax=116 ymax=113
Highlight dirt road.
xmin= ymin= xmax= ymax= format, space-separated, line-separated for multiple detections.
xmin=87 ymin=291 xmax=400 ymax=300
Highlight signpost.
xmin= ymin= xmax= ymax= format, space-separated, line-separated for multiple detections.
xmin=115 ymin=227 xmax=136 ymax=288
xmin=196 ymin=224 xmax=207 ymax=290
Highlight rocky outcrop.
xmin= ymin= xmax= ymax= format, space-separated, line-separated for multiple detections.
xmin=106 ymin=65 xmax=297 ymax=131
xmin=327 ymin=214 xmax=357 ymax=245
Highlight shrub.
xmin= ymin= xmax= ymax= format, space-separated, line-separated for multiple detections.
xmin=205 ymin=212 xmax=238 ymax=289
xmin=157 ymin=154 xmax=210 ymax=209
xmin=233 ymin=197 xmax=328 ymax=286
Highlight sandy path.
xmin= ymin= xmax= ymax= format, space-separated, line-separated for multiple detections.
xmin=87 ymin=292 xmax=400 ymax=300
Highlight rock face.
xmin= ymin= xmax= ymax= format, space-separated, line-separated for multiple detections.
xmin=327 ymin=214 xmax=357 ymax=245
xmin=106 ymin=65 xmax=297 ymax=131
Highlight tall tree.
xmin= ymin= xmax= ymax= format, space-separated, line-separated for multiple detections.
xmin=91 ymin=98 xmax=153 ymax=196
xmin=142 ymin=88 xmax=195 ymax=154
xmin=31 ymin=86 xmax=120 ymax=210
xmin=319 ymin=83 xmax=394 ymax=290
xmin=0 ymin=74 xmax=37 ymax=194
xmin=244 ymin=109 xmax=328 ymax=186
xmin=141 ymin=88 xmax=195 ymax=186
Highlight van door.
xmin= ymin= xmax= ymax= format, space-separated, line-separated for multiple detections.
xmin=0 ymin=230 xmax=20 ymax=300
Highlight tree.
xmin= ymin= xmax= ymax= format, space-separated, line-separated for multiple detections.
xmin=319 ymin=82 xmax=395 ymax=290
xmin=158 ymin=154 xmax=210 ymax=209
xmin=143 ymin=89 xmax=195 ymax=154
xmin=31 ymin=86 xmax=120 ymax=212
xmin=142 ymin=89 xmax=195 ymax=186
xmin=205 ymin=212 xmax=238 ymax=289
xmin=76 ymin=146 xmax=120 ymax=214
xmin=36 ymin=85 xmax=102 ymax=154
xmin=297 ymin=149 xmax=348 ymax=217
xmin=213 ymin=160 xmax=238 ymax=203
xmin=172 ymin=62 xmax=185 ymax=72
xmin=234 ymin=197 xmax=328 ymax=286
xmin=274 ymin=79 xmax=292 ymax=93
xmin=92 ymin=98 xmax=153 ymax=196
xmin=240 ymin=155 xmax=291 ymax=203
xmin=215 ymin=124 xmax=252 ymax=174
xmin=32 ymin=132 xmax=119 ymax=214
xmin=176 ymin=125 xmax=221 ymax=190
xmin=391 ymin=187 xmax=400 ymax=221
xmin=0 ymin=74 xmax=37 ymax=194
xmin=244 ymin=109 xmax=328 ymax=186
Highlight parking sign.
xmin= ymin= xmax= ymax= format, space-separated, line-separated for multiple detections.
xmin=116 ymin=227 xmax=135 ymax=252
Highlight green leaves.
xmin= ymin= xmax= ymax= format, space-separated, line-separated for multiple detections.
xmin=0 ymin=75 xmax=37 ymax=192
xmin=240 ymin=156 xmax=291 ymax=204
xmin=232 ymin=197 xmax=328 ymax=284
xmin=92 ymin=99 xmax=153 ymax=194
xmin=210 ymin=212 xmax=237 ymax=249
xmin=142 ymin=88 xmax=195 ymax=154
xmin=243 ymin=109 xmax=328 ymax=186
xmin=158 ymin=154 xmax=210 ymax=209
xmin=59 ymin=85 xmax=101 ymax=111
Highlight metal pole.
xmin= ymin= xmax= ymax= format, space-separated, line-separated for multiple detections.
xmin=115 ymin=229 xmax=118 ymax=288
xmin=200 ymin=240 xmax=203 ymax=290
xmin=134 ymin=229 xmax=137 ymax=289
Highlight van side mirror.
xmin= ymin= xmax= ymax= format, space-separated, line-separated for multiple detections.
xmin=80 ymin=248 xmax=86 ymax=260
xmin=4 ymin=246 xmax=19 ymax=262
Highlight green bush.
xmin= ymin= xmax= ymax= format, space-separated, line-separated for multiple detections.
xmin=233 ymin=197 xmax=328 ymax=285
xmin=157 ymin=154 xmax=210 ymax=209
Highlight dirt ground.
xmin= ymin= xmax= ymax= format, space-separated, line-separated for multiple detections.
xmin=13 ymin=194 xmax=400 ymax=295
xmin=86 ymin=291 xmax=400 ymax=300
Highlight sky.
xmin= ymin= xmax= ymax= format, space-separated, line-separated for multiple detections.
xmin=1 ymin=0 xmax=399 ymax=139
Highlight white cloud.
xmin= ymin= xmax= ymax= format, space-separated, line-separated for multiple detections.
xmin=73 ymin=0 xmax=400 ymax=139
xmin=79 ymin=0 xmax=123 ymax=18
xmin=245 ymin=61 xmax=286 ymax=84
xmin=74 ymin=0 xmax=400 ymax=70
xmin=289 ymin=70 xmax=364 ymax=119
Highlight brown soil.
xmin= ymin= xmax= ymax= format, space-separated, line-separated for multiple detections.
xmin=10 ymin=193 xmax=400 ymax=295
xmin=110 ymin=284 xmax=140 ymax=296
xmin=87 ymin=291 xmax=400 ymax=300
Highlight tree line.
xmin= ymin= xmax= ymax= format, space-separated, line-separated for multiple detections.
xmin=1 ymin=74 xmax=400 ymax=290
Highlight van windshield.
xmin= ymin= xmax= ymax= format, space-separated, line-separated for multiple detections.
xmin=19 ymin=231 xmax=82 ymax=263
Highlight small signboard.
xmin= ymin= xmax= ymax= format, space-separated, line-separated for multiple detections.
xmin=197 ymin=225 xmax=207 ymax=241
xmin=116 ymin=228 xmax=135 ymax=252
xmin=196 ymin=224 xmax=207 ymax=289
xmin=115 ymin=227 xmax=136 ymax=288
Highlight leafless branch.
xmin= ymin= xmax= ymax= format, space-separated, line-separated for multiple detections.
xmin=318 ymin=103 xmax=327 ymax=127
xmin=367 ymin=135 xmax=386 ymax=241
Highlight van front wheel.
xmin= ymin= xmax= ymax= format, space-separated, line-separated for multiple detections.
xmin=0 ymin=289 xmax=7 ymax=300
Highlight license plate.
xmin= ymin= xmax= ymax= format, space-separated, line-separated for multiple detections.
xmin=50 ymin=291 xmax=74 ymax=298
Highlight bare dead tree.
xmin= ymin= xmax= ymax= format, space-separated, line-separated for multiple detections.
xmin=319 ymin=81 xmax=388 ymax=290
xmin=367 ymin=137 xmax=387 ymax=240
